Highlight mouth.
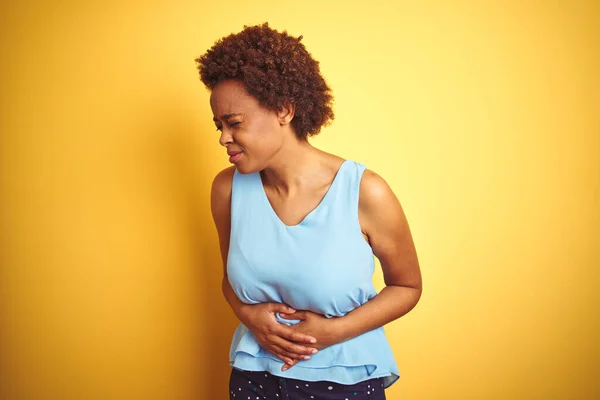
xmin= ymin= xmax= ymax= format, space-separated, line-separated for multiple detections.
xmin=228 ymin=151 xmax=243 ymax=164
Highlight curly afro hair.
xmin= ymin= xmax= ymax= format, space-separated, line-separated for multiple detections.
xmin=195 ymin=23 xmax=334 ymax=139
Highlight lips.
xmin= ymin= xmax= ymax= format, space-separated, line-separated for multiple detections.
xmin=228 ymin=151 xmax=243 ymax=164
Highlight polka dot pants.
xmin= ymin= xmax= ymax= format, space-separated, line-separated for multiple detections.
xmin=229 ymin=368 xmax=386 ymax=400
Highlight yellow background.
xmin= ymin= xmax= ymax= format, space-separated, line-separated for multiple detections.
xmin=1 ymin=1 xmax=598 ymax=399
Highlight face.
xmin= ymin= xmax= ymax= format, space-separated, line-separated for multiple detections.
xmin=210 ymin=79 xmax=287 ymax=174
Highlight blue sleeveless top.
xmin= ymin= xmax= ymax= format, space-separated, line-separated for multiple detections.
xmin=227 ymin=160 xmax=399 ymax=388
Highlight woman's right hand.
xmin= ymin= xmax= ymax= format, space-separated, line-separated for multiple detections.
xmin=239 ymin=302 xmax=319 ymax=366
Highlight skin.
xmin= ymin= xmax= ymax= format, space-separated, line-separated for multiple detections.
xmin=209 ymin=79 xmax=422 ymax=371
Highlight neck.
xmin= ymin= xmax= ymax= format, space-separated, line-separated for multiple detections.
xmin=261 ymin=137 xmax=327 ymax=196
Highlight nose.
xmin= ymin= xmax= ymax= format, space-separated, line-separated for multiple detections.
xmin=219 ymin=129 xmax=233 ymax=147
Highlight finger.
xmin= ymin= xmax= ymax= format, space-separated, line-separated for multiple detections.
xmin=280 ymin=311 xmax=307 ymax=320
xmin=269 ymin=345 xmax=295 ymax=365
xmin=270 ymin=334 xmax=318 ymax=356
xmin=276 ymin=326 xmax=317 ymax=345
xmin=269 ymin=303 xmax=296 ymax=314
xmin=269 ymin=339 xmax=312 ymax=359
xmin=270 ymin=345 xmax=308 ymax=363
xmin=281 ymin=359 xmax=299 ymax=371
xmin=271 ymin=333 xmax=316 ymax=355
xmin=278 ymin=348 xmax=312 ymax=361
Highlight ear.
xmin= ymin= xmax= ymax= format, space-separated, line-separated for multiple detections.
xmin=277 ymin=103 xmax=295 ymax=125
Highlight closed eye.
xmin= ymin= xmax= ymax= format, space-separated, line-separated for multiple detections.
xmin=214 ymin=121 xmax=241 ymax=132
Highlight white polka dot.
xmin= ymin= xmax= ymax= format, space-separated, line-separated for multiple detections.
xmin=368 ymin=392 xmax=370 ymax=395
xmin=305 ymin=384 xmax=309 ymax=387
xmin=327 ymin=386 xmax=333 ymax=390
xmin=239 ymin=388 xmax=241 ymax=391
xmin=296 ymin=386 xmax=299 ymax=389
xmin=259 ymin=385 xmax=263 ymax=389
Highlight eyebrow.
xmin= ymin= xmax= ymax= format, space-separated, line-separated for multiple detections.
xmin=213 ymin=113 xmax=243 ymax=122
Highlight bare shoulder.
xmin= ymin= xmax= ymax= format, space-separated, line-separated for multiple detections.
xmin=211 ymin=166 xmax=236 ymax=201
xmin=211 ymin=167 xmax=236 ymax=271
xmin=211 ymin=166 xmax=236 ymax=220
xmin=359 ymin=169 xmax=399 ymax=210
xmin=358 ymin=168 xmax=410 ymax=242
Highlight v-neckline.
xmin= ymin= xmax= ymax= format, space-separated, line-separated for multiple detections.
xmin=258 ymin=160 xmax=348 ymax=228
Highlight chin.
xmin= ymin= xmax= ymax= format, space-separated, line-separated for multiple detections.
xmin=234 ymin=163 xmax=257 ymax=174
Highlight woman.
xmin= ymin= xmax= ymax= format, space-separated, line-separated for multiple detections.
xmin=195 ymin=23 xmax=422 ymax=400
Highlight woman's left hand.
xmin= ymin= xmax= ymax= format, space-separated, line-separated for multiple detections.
xmin=278 ymin=310 xmax=344 ymax=371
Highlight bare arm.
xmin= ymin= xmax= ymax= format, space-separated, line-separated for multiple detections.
xmin=336 ymin=169 xmax=422 ymax=339
xmin=282 ymin=169 xmax=422 ymax=351
xmin=210 ymin=167 xmax=250 ymax=321
xmin=210 ymin=167 xmax=318 ymax=365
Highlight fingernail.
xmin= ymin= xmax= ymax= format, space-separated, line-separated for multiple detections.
xmin=309 ymin=338 xmax=316 ymax=343
xmin=303 ymin=355 xmax=311 ymax=360
xmin=311 ymin=349 xmax=318 ymax=354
